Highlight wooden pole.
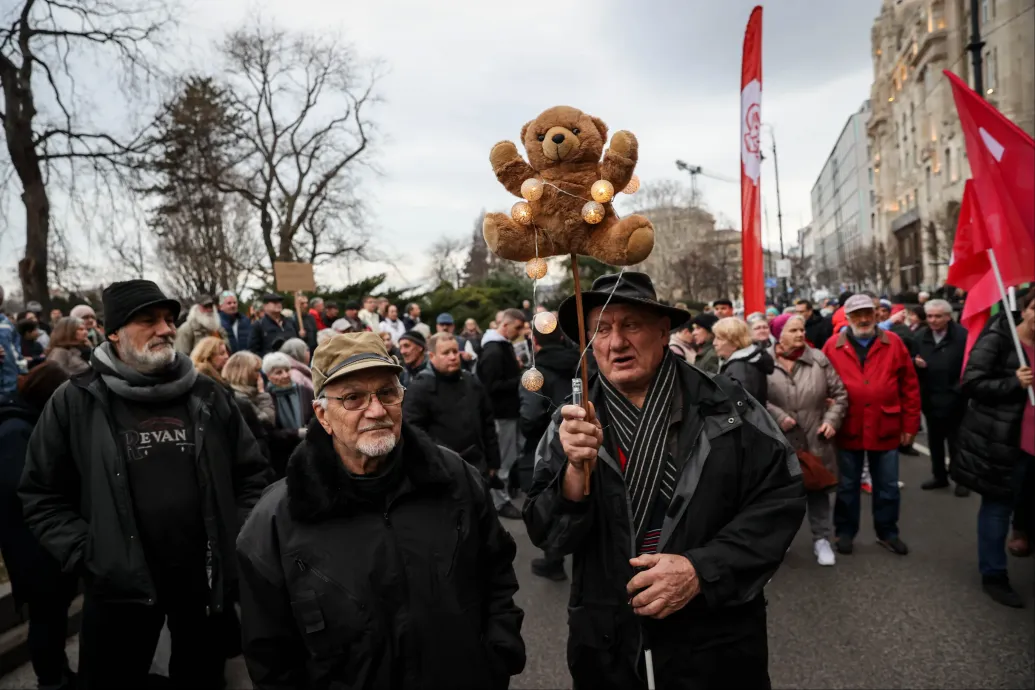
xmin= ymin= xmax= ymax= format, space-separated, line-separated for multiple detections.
xmin=570 ymin=253 xmax=594 ymax=495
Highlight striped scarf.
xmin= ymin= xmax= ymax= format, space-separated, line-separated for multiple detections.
xmin=600 ymin=350 xmax=678 ymax=541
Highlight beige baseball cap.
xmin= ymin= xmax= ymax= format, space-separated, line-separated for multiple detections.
xmin=311 ymin=332 xmax=403 ymax=397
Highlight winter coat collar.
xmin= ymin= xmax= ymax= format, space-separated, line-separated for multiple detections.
xmin=285 ymin=419 xmax=453 ymax=523
xmin=919 ymin=319 xmax=963 ymax=346
xmin=481 ymin=329 xmax=510 ymax=346
xmin=835 ymin=327 xmax=890 ymax=349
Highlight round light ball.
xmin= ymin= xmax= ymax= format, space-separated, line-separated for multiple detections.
xmin=522 ymin=367 xmax=544 ymax=392
xmin=511 ymin=201 xmax=533 ymax=225
xmin=533 ymin=311 xmax=557 ymax=334
xmin=525 ymin=257 xmax=548 ymax=280
xmin=520 ymin=178 xmax=544 ymax=202
xmin=622 ymin=174 xmax=640 ymax=194
xmin=591 ymin=179 xmax=615 ymax=203
xmin=582 ymin=200 xmax=605 ymax=225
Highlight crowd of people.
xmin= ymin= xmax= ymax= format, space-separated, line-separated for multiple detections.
xmin=0 ymin=274 xmax=1031 ymax=689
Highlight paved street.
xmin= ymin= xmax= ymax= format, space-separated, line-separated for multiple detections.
xmin=2 ymin=439 xmax=1033 ymax=689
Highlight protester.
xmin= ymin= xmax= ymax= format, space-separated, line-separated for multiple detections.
xmin=668 ymin=322 xmax=696 ymax=364
xmin=308 ymin=296 xmax=327 ymax=330
xmin=44 ymin=316 xmax=92 ymax=376
xmin=767 ymin=314 xmax=848 ymax=566
xmin=519 ymin=324 xmax=579 ymax=581
xmin=714 ymin=316 xmax=774 ymax=405
xmin=690 ymin=312 xmax=719 ymax=374
xmin=954 ymin=288 xmax=1035 ymax=608
xmin=218 ymin=291 xmax=252 ymax=354
xmin=323 ymin=301 xmax=340 ymax=324
xmin=262 ymin=351 xmax=314 ymax=477
xmin=379 ymin=303 xmax=407 ymax=344
xmin=358 ymin=294 xmax=381 ymax=331
xmin=279 ymin=337 xmax=314 ymax=392
xmin=712 ymin=298 xmax=734 ymax=318
xmin=478 ymin=308 xmax=526 ymax=519
xmin=17 ymin=318 xmax=46 ymax=369
xmin=222 ymin=351 xmax=274 ymax=461
xmin=331 ymin=317 xmax=353 ymax=334
xmin=294 ymin=294 xmax=319 ymax=353
xmin=249 ymin=293 xmax=299 ymax=357
xmin=914 ymin=299 xmax=970 ymax=496
xmin=190 ymin=335 xmax=231 ymax=386
xmin=525 ymin=272 xmax=804 ymax=689
xmin=403 ymin=332 xmax=500 ymax=484
xmin=397 ymin=329 xmax=430 ymax=386
xmin=0 ymin=287 xmax=19 ymax=405
xmin=0 ymin=363 xmax=79 ymax=690
xmin=766 ymin=305 xmax=780 ymax=322
xmin=343 ymin=301 xmax=365 ymax=332
xmin=918 ymin=290 xmax=931 ymax=305
xmin=236 ymin=332 xmax=525 ymax=688
xmin=174 ymin=296 xmax=229 ymax=356
xmin=69 ymin=304 xmax=103 ymax=348
xmin=461 ymin=317 xmax=484 ymax=357
xmin=795 ymin=298 xmax=833 ymax=349
xmin=19 ymin=279 xmax=270 ymax=688
xmin=20 ymin=307 xmax=49 ymax=350
xmin=377 ymin=330 xmax=403 ymax=364
xmin=908 ymin=304 xmax=927 ymax=333
xmin=746 ymin=312 xmax=774 ymax=346
xmin=823 ymin=294 xmax=920 ymax=556
xmin=402 ymin=302 xmax=422 ymax=330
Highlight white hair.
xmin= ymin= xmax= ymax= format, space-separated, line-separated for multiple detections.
xmin=261 ymin=352 xmax=293 ymax=374
xmin=187 ymin=303 xmax=220 ymax=332
xmin=279 ymin=337 xmax=309 ymax=364
xmin=310 ymin=297 xmax=324 ymax=308
xmin=924 ymin=299 xmax=953 ymax=315
xmin=918 ymin=291 xmax=931 ymax=299
xmin=316 ymin=328 xmax=336 ymax=345
xmin=745 ymin=312 xmax=767 ymax=324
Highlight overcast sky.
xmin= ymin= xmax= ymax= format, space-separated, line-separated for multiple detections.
xmin=1 ymin=0 xmax=881 ymax=294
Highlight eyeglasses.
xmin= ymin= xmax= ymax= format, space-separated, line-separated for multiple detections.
xmin=324 ymin=385 xmax=406 ymax=412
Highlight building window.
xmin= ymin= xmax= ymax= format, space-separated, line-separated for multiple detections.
xmin=925 ymin=166 xmax=932 ymax=203
xmin=931 ymin=0 xmax=946 ymax=30
xmin=944 ymin=147 xmax=951 ymax=176
xmin=985 ymin=47 xmax=998 ymax=94
xmin=981 ymin=0 xmax=991 ymax=24
xmin=914 ymin=189 xmax=920 ymax=208
xmin=868 ymin=167 xmax=874 ymax=184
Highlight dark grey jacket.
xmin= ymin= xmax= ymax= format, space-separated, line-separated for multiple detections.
xmin=19 ymin=370 xmax=271 ymax=611
xmin=523 ymin=361 xmax=804 ymax=689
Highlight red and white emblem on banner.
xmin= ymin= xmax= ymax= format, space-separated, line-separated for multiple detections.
xmin=741 ymin=79 xmax=762 ymax=185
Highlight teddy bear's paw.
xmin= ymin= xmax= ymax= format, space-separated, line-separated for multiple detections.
xmin=625 ymin=222 xmax=655 ymax=264
xmin=490 ymin=140 xmax=520 ymax=169
xmin=609 ymin=130 xmax=637 ymax=158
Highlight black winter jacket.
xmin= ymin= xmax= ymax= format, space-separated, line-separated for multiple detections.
xmin=914 ymin=320 xmax=968 ymax=419
xmin=403 ymin=365 xmax=501 ymax=472
xmin=804 ymin=311 xmax=833 ymax=349
xmin=523 ymin=362 xmax=804 ymax=689
xmin=19 ymin=370 xmax=271 ymax=611
xmin=518 ymin=344 xmax=580 ymax=471
xmin=955 ymin=313 xmax=1032 ymax=499
xmin=236 ymin=420 xmax=525 ymax=690
xmin=720 ymin=344 xmax=775 ymax=406
xmin=249 ymin=315 xmax=300 ymax=358
xmin=477 ymin=335 xmax=522 ymax=420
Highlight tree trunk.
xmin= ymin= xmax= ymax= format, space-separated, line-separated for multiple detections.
xmin=18 ymin=179 xmax=51 ymax=309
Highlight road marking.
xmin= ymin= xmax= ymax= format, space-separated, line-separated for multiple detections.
xmin=912 ymin=442 xmax=930 ymax=456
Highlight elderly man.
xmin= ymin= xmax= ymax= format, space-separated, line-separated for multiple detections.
xmin=308 ymin=296 xmax=327 ymax=330
xmin=236 ymin=332 xmax=525 ymax=688
xmin=397 ymin=329 xmax=429 ymax=385
xmin=403 ymin=332 xmax=499 ymax=481
xmin=915 ymin=298 xmax=970 ymax=496
xmin=823 ymin=294 xmax=920 ymax=557
xmin=219 ymin=290 xmax=252 ymax=354
xmin=174 ymin=294 xmax=229 ymax=355
xmin=524 ymin=272 xmax=804 ymax=689
xmin=20 ymin=279 xmax=270 ymax=688
xmin=250 ymin=293 xmax=300 ymax=357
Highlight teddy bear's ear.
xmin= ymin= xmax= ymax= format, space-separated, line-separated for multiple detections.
xmin=591 ymin=116 xmax=608 ymax=140
xmin=520 ymin=120 xmax=533 ymax=143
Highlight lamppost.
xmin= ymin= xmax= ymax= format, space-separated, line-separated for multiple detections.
xmin=761 ymin=123 xmax=787 ymax=302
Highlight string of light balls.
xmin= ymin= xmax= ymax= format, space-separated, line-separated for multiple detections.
xmin=513 ymin=173 xmax=641 ymax=392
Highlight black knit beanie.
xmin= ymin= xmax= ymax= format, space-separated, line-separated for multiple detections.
xmin=398 ymin=330 xmax=426 ymax=350
xmin=102 ymin=280 xmax=181 ymax=336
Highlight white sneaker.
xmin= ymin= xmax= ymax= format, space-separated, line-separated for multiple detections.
xmin=814 ymin=539 xmax=836 ymax=566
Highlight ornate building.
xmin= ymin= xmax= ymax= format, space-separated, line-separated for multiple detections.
xmin=867 ymin=0 xmax=1034 ymax=292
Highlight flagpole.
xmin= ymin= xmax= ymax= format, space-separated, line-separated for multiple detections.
xmin=986 ymin=248 xmax=1035 ymax=406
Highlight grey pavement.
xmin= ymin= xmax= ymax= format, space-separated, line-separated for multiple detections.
xmin=2 ymin=440 xmax=1033 ymax=689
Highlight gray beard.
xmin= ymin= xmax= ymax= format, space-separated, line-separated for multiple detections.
xmin=117 ymin=338 xmax=176 ymax=375
xmin=193 ymin=310 xmax=221 ymax=333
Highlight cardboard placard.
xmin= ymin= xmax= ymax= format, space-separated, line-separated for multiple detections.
xmin=274 ymin=262 xmax=316 ymax=292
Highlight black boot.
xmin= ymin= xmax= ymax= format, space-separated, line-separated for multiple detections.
xmin=921 ymin=477 xmax=950 ymax=490
xmin=531 ymin=556 xmax=567 ymax=581
xmin=982 ymin=575 xmax=1024 ymax=608
xmin=899 ymin=444 xmax=920 ymax=456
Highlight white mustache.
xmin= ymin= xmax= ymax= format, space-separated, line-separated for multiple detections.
xmin=359 ymin=423 xmax=393 ymax=433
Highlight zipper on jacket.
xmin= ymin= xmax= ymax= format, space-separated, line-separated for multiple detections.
xmin=295 ymin=557 xmax=363 ymax=610
xmin=445 ymin=510 xmax=464 ymax=578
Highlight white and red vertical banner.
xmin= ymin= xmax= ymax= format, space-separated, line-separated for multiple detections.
xmin=740 ymin=5 xmax=764 ymax=314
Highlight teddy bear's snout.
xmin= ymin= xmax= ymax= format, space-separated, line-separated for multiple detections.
xmin=551 ymin=133 xmax=566 ymax=144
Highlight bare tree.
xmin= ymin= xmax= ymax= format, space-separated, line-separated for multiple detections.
xmin=213 ymin=22 xmax=380 ymax=282
xmin=428 ymin=236 xmax=468 ymax=288
xmin=0 ymin=0 xmax=175 ymax=307
xmin=926 ymin=200 xmax=960 ymax=285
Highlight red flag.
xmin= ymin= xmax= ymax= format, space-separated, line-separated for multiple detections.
xmin=946 ymin=181 xmax=990 ymax=291
xmin=740 ymin=6 xmax=764 ymax=314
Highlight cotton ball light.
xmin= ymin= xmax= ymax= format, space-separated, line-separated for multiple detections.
xmin=591 ymin=179 xmax=615 ymax=204
xmin=622 ymin=174 xmax=640 ymax=194
xmin=520 ymin=178 xmax=544 ymax=202
xmin=511 ymin=201 xmax=533 ymax=225
xmin=581 ymin=200 xmax=605 ymax=225
xmin=522 ymin=367 xmax=544 ymax=392
xmin=525 ymin=257 xmax=548 ymax=280
xmin=533 ymin=311 xmax=558 ymax=334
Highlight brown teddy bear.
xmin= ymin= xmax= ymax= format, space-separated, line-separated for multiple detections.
xmin=483 ymin=105 xmax=654 ymax=266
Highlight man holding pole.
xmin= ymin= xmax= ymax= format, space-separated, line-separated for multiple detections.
xmin=523 ymin=272 xmax=805 ymax=689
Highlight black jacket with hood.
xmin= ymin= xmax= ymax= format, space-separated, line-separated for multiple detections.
xmin=236 ymin=419 xmax=525 ymax=690
xmin=720 ymin=344 xmax=775 ymax=406
xmin=518 ymin=343 xmax=580 ymax=487
xmin=477 ymin=330 xmax=522 ymax=420
xmin=18 ymin=345 xmax=271 ymax=612
xmin=804 ymin=311 xmax=833 ymax=349
xmin=523 ymin=360 xmax=804 ymax=690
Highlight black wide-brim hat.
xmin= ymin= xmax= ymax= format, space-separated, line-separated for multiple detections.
xmin=558 ymin=271 xmax=692 ymax=342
